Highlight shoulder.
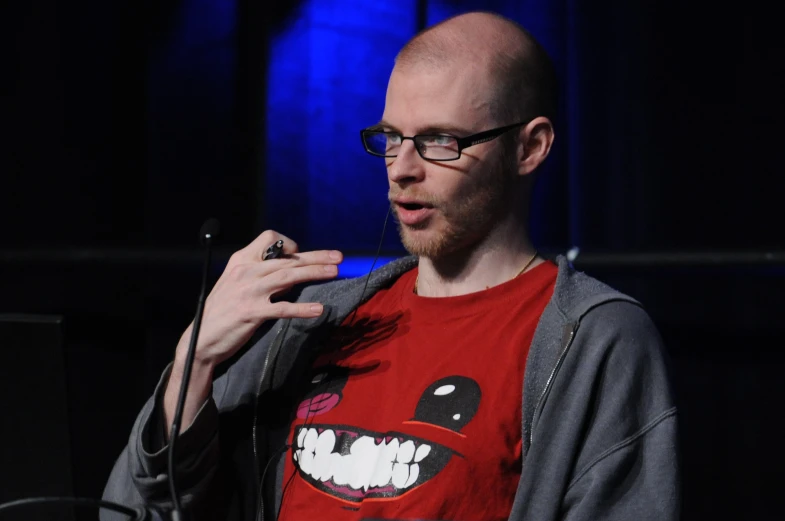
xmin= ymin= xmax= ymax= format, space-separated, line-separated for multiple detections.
xmin=547 ymin=256 xmax=670 ymax=384
xmin=579 ymin=299 xmax=661 ymax=346
xmin=548 ymin=255 xmax=641 ymax=322
xmin=573 ymin=300 xmax=670 ymax=391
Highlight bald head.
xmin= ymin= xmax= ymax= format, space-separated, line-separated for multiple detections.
xmin=395 ymin=12 xmax=557 ymax=124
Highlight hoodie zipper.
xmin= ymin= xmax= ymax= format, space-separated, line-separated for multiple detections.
xmin=253 ymin=322 xmax=288 ymax=521
xmin=528 ymin=322 xmax=579 ymax=448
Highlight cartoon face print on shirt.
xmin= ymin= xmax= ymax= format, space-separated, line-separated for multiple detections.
xmin=291 ymin=365 xmax=482 ymax=503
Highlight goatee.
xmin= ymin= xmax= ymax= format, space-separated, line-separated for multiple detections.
xmin=393 ymin=147 xmax=517 ymax=260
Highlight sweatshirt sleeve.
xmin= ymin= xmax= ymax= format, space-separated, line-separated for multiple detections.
xmin=100 ymin=363 xmax=225 ymax=520
xmin=559 ymin=301 xmax=680 ymax=521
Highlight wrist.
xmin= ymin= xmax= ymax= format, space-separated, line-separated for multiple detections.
xmin=173 ymin=330 xmax=216 ymax=377
xmin=172 ymin=352 xmax=215 ymax=383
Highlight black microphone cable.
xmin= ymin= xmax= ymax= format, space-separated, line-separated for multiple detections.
xmin=0 ymin=496 xmax=159 ymax=519
xmin=345 ymin=205 xmax=393 ymax=326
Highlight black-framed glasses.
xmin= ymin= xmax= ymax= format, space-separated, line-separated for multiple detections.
xmin=360 ymin=121 xmax=529 ymax=161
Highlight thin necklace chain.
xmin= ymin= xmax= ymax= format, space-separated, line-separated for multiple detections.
xmin=414 ymin=250 xmax=539 ymax=295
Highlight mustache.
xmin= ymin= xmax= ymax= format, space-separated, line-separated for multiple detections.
xmin=387 ymin=190 xmax=441 ymax=207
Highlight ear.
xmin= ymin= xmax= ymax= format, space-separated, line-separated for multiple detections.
xmin=516 ymin=117 xmax=555 ymax=176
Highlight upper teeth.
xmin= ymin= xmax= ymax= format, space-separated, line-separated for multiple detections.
xmin=294 ymin=427 xmax=432 ymax=492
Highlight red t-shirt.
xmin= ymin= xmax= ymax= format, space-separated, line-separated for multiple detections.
xmin=277 ymin=261 xmax=558 ymax=521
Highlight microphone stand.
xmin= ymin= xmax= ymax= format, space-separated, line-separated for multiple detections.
xmin=167 ymin=218 xmax=220 ymax=521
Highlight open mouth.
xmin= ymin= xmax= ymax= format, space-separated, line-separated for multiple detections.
xmin=393 ymin=202 xmax=435 ymax=226
xmin=293 ymin=424 xmax=453 ymax=502
xmin=398 ymin=202 xmax=426 ymax=211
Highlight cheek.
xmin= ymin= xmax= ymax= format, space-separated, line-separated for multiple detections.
xmin=440 ymin=169 xmax=485 ymax=202
xmin=429 ymin=162 xmax=476 ymax=195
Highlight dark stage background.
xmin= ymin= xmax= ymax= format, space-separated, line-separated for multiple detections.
xmin=1 ymin=0 xmax=783 ymax=520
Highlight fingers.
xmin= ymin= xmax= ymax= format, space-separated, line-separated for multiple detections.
xmin=220 ymin=230 xmax=342 ymax=307
xmin=262 ymin=263 xmax=339 ymax=294
xmin=254 ymin=230 xmax=300 ymax=261
xmin=235 ymin=230 xmax=300 ymax=263
xmin=263 ymin=249 xmax=343 ymax=269
xmin=225 ymin=250 xmax=342 ymax=283
xmin=267 ymin=301 xmax=325 ymax=320
xmin=231 ymin=230 xmax=345 ymax=271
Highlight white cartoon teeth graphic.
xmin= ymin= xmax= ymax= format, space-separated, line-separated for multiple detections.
xmin=414 ymin=443 xmax=431 ymax=462
xmin=292 ymin=425 xmax=450 ymax=501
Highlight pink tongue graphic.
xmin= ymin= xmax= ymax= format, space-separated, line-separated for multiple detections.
xmin=296 ymin=393 xmax=341 ymax=418
xmin=323 ymin=481 xmax=396 ymax=498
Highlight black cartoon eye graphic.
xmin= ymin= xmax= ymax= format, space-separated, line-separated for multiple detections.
xmin=413 ymin=376 xmax=481 ymax=432
xmin=304 ymin=365 xmax=350 ymax=399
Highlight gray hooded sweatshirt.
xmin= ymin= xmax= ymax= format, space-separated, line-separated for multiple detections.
xmin=102 ymin=256 xmax=680 ymax=521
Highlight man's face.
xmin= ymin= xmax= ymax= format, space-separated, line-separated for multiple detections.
xmin=381 ymin=63 xmax=517 ymax=260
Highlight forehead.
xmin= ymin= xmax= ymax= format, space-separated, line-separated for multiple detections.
xmin=382 ymin=62 xmax=495 ymax=133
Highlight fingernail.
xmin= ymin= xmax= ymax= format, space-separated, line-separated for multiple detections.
xmin=310 ymin=304 xmax=323 ymax=314
xmin=329 ymin=251 xmax=341 ymax=260
xmin=324 ymin=265 xmax=336 ymax=272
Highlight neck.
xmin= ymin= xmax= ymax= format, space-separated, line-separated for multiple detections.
xmin=415 ymin=217 xmax=540 ymax=298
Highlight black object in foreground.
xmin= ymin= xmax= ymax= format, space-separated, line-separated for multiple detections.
xmin=167 ymin=218 xmax=221 ymax=521
xmin=262 ymin=239 xmax=284 ymax=260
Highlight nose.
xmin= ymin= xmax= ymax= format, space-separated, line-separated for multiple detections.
xmin=387 ymin=140 xmax=426 ymax=186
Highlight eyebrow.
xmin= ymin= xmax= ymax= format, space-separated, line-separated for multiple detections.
xmin=375 ymin=120 xmax=474 ymax=136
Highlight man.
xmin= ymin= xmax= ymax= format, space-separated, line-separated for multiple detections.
xmin=103 ymin=11 xmax=679 ymax=521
